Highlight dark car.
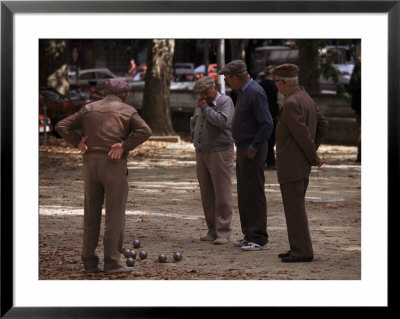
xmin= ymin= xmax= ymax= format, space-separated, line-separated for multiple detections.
xmin=39 ymin=87 xmax=90 ymax=128
xmin=69 ymin=84 xmax=103 ymax=101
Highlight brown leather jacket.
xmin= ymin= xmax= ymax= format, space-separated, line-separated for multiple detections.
xmin=55 ymin=95 xmax=152 ymax=160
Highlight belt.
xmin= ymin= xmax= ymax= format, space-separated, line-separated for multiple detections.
xmin=83 ymin=152 xmax=127 ymax=163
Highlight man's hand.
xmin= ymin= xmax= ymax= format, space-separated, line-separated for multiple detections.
xmin=247 ymin=148 xmax=256 ymax=159
xmin=317 ymin=157 xmax=325 ymax=167
xmin=197 ymin=98 xmax=207 ymax=110
xmin=108 ymin=142 xmax=124 ymax=160
xmin=77 ymin=136 xmax=88 ymax=154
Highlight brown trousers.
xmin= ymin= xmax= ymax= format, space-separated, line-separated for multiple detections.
xmin=82 ymin=157 xmax=128 ymax=271
xmin=280 ymin=177 xmax=314 ymax=258
xmin=196 ymin=148 xmax=234 ymax=239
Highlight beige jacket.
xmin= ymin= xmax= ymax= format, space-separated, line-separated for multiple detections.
xmin=55 ymin=95 xmax=152 ymax=160
xmin=276 ymin=87 xmax=328 ymax=184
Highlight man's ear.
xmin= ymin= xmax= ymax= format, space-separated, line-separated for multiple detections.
xmin=123 ymin=92 xmax=129 ymax=102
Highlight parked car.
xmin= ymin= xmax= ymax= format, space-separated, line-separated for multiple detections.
xmin=69 ymin=84 xmax=103 ymax=101
xmin=320 ymin=63 xmax=355 ymax=91
xmin=173 ymin=63 xmax=196 ymax=81
xmin=69 ymin=68 xmax=119 ymax=90
xmin=39 ymin=114 xmax=52 ymax=135
xmin=194 ymin=63 xmax=218 ymax=80
xmin=39 ymin=87 xmax=90 ymax=127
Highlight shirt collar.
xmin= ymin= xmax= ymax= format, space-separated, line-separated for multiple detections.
xmin=209 ymin=92 xmax=221 ymax=106
xmin=241 ymin=78 xmax=254 ymax=92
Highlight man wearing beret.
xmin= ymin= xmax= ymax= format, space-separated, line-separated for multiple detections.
xmin=56 ymin=78 xmax=152 ymax=273
xmin=272 ymin=64 xmax=328 ymax=262
xmin=219 ymin=60 xmax=274 ymax=251
xmin=190 ymin=76 xmax=235 ymax=244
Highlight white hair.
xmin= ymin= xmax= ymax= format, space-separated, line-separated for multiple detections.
xmin=278 ymin=76 xmax=298 ymax=85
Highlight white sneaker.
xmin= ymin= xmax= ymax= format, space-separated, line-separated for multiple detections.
xmin=241 ymin=242 xmax=270 ymax=251
xmin=233 ymin=239 xmax=249 ymax=247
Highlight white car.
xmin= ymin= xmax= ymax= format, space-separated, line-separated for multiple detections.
xmin=69 ymin=68 xmax=119 ymax=89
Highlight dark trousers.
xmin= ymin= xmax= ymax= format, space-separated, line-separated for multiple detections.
xmin=236 ymin=142 xmax=269 ymax=245
xmin=280 ymin=177 xmax=314 ymax=258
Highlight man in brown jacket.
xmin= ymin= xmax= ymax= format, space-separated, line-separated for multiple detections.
xmin=55 ymin=78 xmax=152 ymax=273
xmin=272 ymin=64 xmax=328 ymax=263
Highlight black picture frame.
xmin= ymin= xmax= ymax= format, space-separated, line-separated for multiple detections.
xmin=1 ymin=1 xmax=396 ymax=317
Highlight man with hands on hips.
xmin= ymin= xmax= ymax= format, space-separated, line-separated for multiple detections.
xmin=56 ymin=78 xmax=152 ymax=274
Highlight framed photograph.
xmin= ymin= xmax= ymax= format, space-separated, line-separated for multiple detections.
xmin=1 ymin=0 xmax=396 ymax=317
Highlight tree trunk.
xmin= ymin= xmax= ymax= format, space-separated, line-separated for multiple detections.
xmin=39 ymin=40 xmax=70 ymax=96
xmin=298 ymin=40 xmax=323 ymax=94
xmin=142 ymin=39 xmax=175 ymax=136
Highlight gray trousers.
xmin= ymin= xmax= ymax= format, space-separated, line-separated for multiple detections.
xmin=82 ymin=157 xmax=128 ymax=271
xmin=236 ymin=142 xmax=269 ymax=245
xmin=196 ymin=147 xmax=234 ymax=239
xmin=280 ymin=177 xmax=314 ymax=258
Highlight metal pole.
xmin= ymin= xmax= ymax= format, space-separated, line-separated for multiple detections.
xmin=43 ymin=104 xmax=47 ymax=145
xmin=217 ymin=39 xmax=225 ymax=94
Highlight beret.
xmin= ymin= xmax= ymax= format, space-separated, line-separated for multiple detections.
xmin=193 ymin=76 xmax=215 ymax=93
xmin=218 ymin=59 xmax=247 ymax=75
xmin=271 ymin=64 xmax=299 ymax=78
xmin=105 ymin=78 xmax=131 ymax=94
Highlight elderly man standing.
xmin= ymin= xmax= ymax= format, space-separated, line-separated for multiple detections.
xmin=272 ymin=64 xmax=328 ymax=263
xmin=218 ymin=60 xmax=273 ymax=251
xmin=56 ymin=78 xmax=152 ymax=273
xmin=190 ymin=76 xmax=235 ymax=245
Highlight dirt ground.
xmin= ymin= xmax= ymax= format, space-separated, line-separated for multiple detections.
xmin=39 ymin=136 xmax=361 ymax=280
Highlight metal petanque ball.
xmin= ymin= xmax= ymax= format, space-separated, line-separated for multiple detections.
xmin=123 ymin=249 xmax=131 ymax=258
xmin=126 ymin=257 xmax=135 ymax=267
xmin=139 ymin=250 xmax=147 ymax=260
xmin=128 ymin=250 xmax=137 ymax=259
xmin=173 ymin=252 xmax=182 ymax=262
xmin=133 ymin=239 xmax=141 ymax=248
xmin=158 ymin=254 xmax=167 ymax=263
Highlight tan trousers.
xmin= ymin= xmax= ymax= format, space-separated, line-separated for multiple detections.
xmin=82 ymin=157 xmax=128 ymax=271
xmin=280 ymin=177 xmax=314 ymax=258
xmin=196 ymin=148 xmax=234 ymax=239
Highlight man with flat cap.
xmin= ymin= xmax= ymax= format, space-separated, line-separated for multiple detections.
xmin=190 ymin=76 xmax=235 ymax=245
xmin=219 ymin=60 xmax=274 ymax=251
xmin=56 ymin=78 xmax=152 ymax=273
xmin=272 ymin=64 xmax=328 ymax=262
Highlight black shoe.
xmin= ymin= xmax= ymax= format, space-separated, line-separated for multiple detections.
xmin=278 ymin=251 xmax=291 ymax=258
xmin=281 ymin=255 xmax=313 ymax=263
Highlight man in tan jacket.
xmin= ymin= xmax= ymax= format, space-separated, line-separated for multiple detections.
xmin=56 ymin=78 xmax=151 ymax=273
xmin=272 ymin=64 xmax=328 ymax=263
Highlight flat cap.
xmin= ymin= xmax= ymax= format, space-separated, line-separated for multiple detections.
xmin=271 ymin=64 xmax=299 ymax=78
xmin=105 ymin=78 xmax=131 ymax=94
xmin=193 ymin=76 xmax=215 ymax=93
xmin=218 ymin=60 xmax=247 ymax=75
